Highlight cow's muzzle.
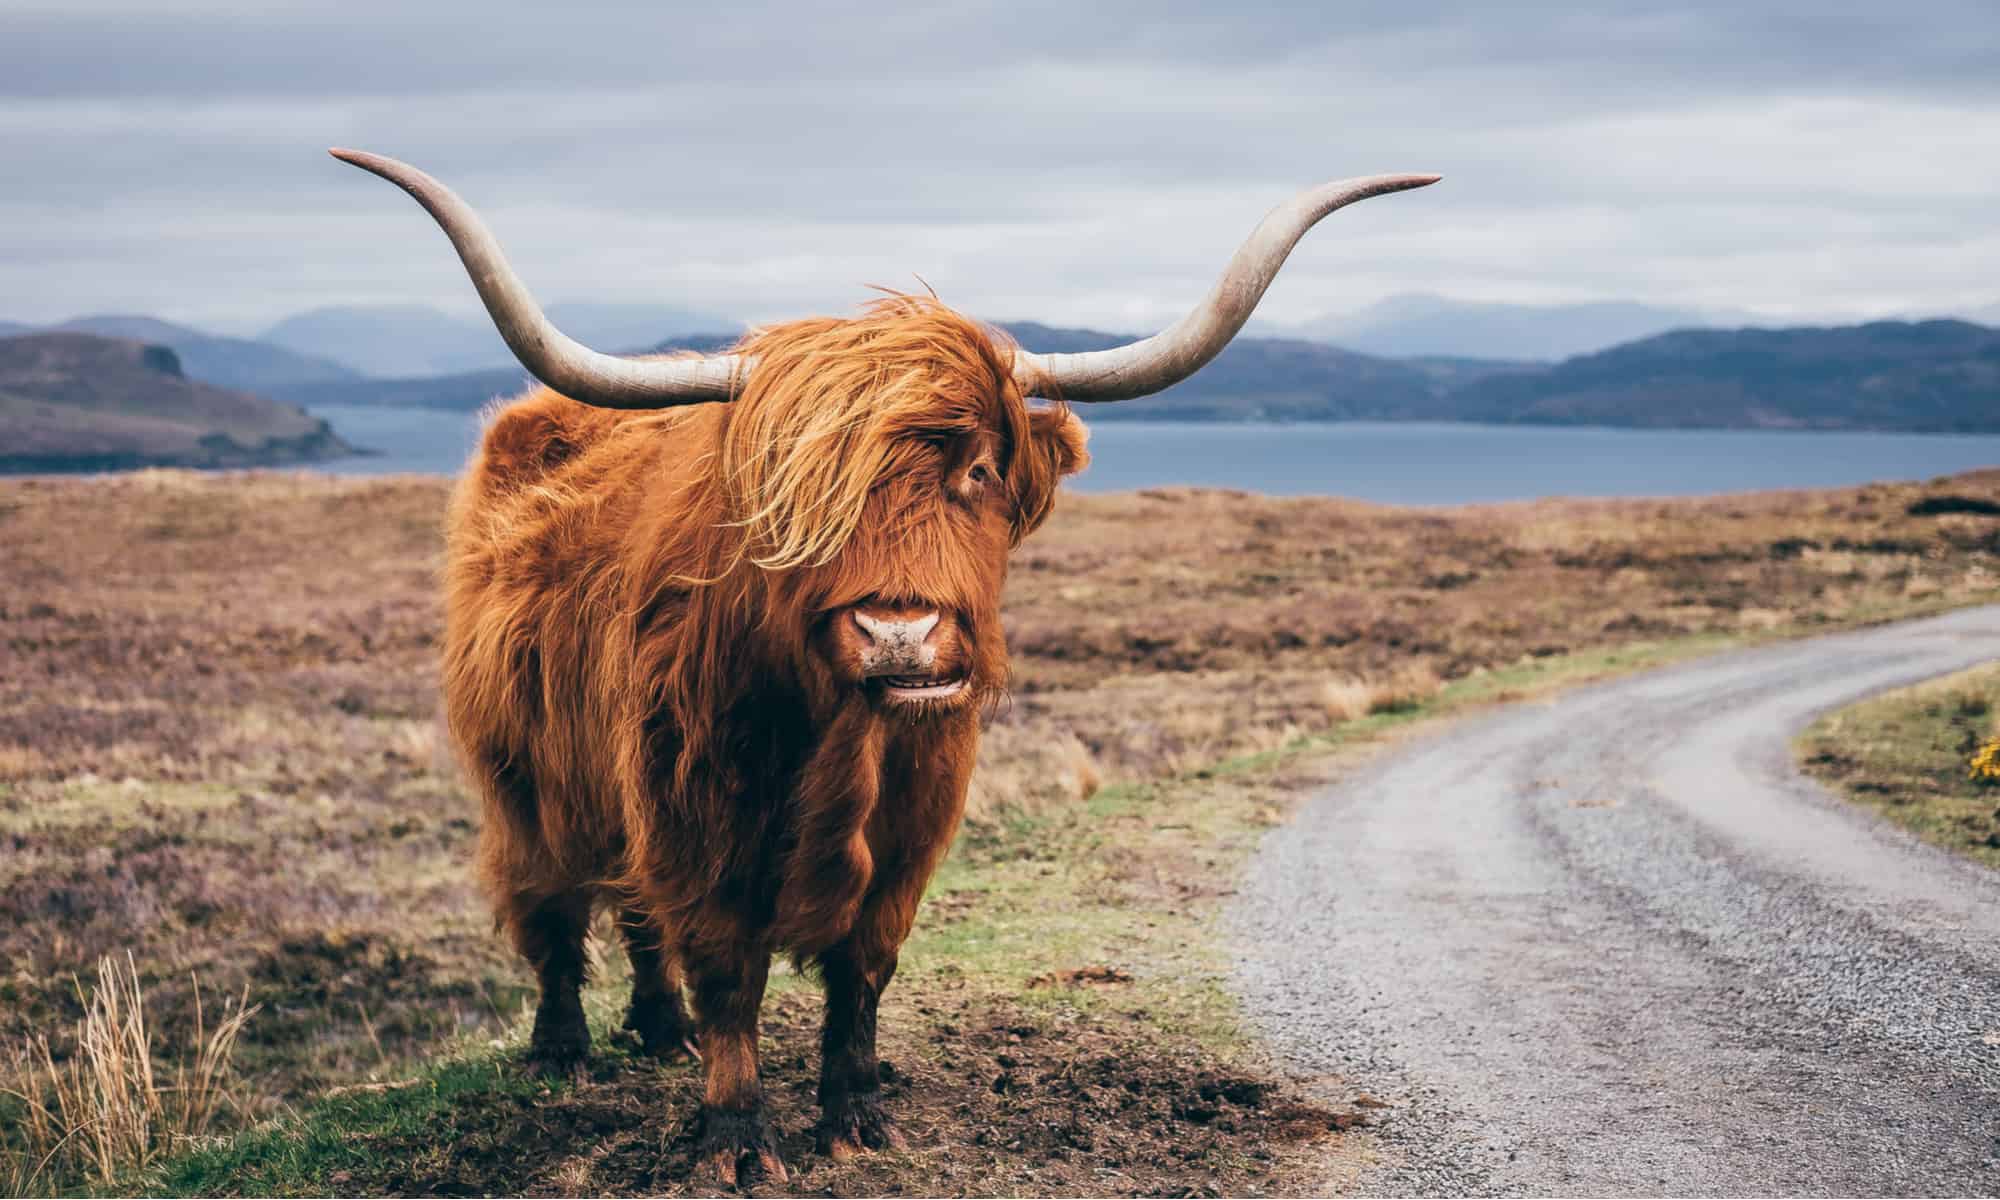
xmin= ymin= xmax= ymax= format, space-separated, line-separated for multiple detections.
xmin=838 ymin=604 xmax=969 ymax=705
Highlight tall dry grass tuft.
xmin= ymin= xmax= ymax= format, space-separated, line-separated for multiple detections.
xmin=966 ymin=723 xmax=1103 ymax=826
xmin=1319 ymin=662 xmax=1444 ymax=725
xmin=1366 ymin=661 xmax=1443 ymax=714
xmin=1318 ymin=677 xmax=1375 ymax=724
xmin=1 ymin=954 xmax=257 ymax=1196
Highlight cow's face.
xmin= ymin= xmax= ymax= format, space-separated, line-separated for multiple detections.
xmin=807 ymin=403 xmax=1087 ymax=718
xmin=719 ymin=302 xmax=1087 ymax=722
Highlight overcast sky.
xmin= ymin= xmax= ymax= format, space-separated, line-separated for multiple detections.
xmin=4 ymin=1 xmax=1996 ymax=335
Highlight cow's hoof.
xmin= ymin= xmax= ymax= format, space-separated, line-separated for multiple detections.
xmin=524 ymin=1010 xmax=590 ymax=1078
xmin=617 ymin=994 xmax=700 ymax=1064
xmin=523 ymin=1040 xmax=587 ymax=1079
xmin=815 ymin=1091 xmax=907 ymax=1162
xmin=697 ymin=1105 xmax=787 ymax=1188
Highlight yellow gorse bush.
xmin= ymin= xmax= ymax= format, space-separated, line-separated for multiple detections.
xmin=1971 ymin=737 xmax=2000 ymax=784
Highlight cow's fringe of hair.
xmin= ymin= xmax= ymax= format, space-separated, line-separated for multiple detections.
xmin=717 ymin=294 xmax=1020 ymax=572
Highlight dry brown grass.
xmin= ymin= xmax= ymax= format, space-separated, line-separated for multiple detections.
xmin=0 ymin=466 xmax=1996 ymax=1193
xmin=1366 ymin=662 xmax=1444 ymax=715
xmin=964 ymin=722 xmax=1102 ymax=825
xmin=1318 ymin=677 xmax=1376 ymax=724
xmin=1316 ymin=664 xmax=1443 ymax=724
xmin=2 ymin=955 xmax=256 ymax=1195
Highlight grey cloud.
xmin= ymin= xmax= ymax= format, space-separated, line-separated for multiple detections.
xmin=1 ymin=1 xmax=1995 ymax=331
xmin=7 ymin=3 xmax=1995 ymax=101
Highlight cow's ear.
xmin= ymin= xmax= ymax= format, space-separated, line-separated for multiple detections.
xmin=1011 ymin=405 xmax=1090 ymax=542
xmin=1030 ymin=404 xmax=1089 ymax=479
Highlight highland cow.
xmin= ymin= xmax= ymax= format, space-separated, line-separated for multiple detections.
xmin=332 ymin=147 xmax=1435 ymax=1184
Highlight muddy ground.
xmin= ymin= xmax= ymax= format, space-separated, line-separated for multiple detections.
xmin=316 ymin=1002 xmax=1365 ymax=1198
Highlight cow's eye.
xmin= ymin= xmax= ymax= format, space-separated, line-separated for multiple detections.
xmin=968 ymin=463 xmax=994 ymax=487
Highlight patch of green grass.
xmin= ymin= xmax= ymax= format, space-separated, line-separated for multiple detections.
xmin=153 ymin=1056 xmax=559 ymax=1198
xmin=146 ymin=974 xmax=673 ymax=1200
xmin=1798 ymin=661 xmax=2000 ymax=869
xmin=0 ymin=779 xmax=239 ymax=838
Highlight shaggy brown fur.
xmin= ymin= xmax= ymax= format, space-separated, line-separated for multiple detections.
xmin=441 ymin=296 xmax=1088 ymax=1184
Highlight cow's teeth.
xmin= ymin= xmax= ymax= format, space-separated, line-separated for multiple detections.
xmin=881 ymin=676 xmax=968 ymax=702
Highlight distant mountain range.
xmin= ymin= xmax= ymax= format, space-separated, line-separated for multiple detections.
xmin=265 ymin=317 xmax=1999 ymax=433
xmin=265 ymin=325 xmax=1519 ymax=421
xmin=1285 ymin=293 xmax=1765 ymax=361
xmin=4 ymin=302 xmax=1997 ymax=452
xmin=6 ymin=315 xmax=359 ymax=392
xmin=1445 ymin=320 xmax=2000 ymax=432
xmin=260 ymin=303 xmax=735 ymax=377
xmin=263 ymin=333 xmax=744 ymax=412
xmin=2 ymin=304 xmax=738 ymax=389
xmin=61 ymin=315 xmax=359 ymax=390
xmin=0 ymin=333 xmax=354 ymax=472
xmin=1000 ymin=322 xmax=1519 ymax=420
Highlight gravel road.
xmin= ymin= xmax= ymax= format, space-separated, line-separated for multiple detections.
xmin=1232 ymin=605 xmax=2000 ymax=1196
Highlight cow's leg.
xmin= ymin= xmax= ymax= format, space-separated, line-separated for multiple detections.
xmin=507 ymin=889 xmax=593 ymax=1076
xmin=813 ymin=936 xmax=908 ymax=1160
xmin=685 ymin=946 xmax=786 ymax=1185
xmin=615 ymin=906 xmax=698 ymax=1062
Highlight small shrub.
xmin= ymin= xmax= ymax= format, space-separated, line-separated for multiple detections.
xmin=1971 ymin=738 xmax=2000 ymax=787
xmin=1907 ymin=495 xmax=2000 ymax=517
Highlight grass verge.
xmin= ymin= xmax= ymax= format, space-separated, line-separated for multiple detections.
xmin=1797 ymin=661 xmax=2000 ymax=869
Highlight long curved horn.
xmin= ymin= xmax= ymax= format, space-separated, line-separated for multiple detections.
xmin=1012 ymin=173 xmax=1441 ymax=402
xmin=329 ymin=148 xmax=744 ymax=409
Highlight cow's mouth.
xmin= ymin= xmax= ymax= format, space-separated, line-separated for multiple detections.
xmin=877 ymin=673 xmax=969 ymax=703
